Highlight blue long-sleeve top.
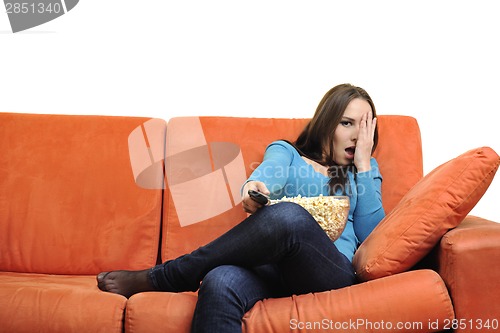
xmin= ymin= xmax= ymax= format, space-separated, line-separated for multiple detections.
xmin=245 ymin=140 xmax=385 ymax=262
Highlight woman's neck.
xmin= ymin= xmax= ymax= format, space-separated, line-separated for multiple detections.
xmin=301 ymin=156 xmax=329 ymax=177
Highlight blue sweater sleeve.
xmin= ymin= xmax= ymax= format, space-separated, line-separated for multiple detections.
xmin=245 ymin=141 xmax=294 ymax=196
xmin=352 ymin=157 xmax=385 ymax=242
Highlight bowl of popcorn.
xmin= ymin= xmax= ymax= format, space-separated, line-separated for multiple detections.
xmin=270 ymin=195 xmax=350 ymax=241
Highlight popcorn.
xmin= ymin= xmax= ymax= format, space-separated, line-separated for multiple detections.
xmin=270 ymin=195 xmax=350 ymax=241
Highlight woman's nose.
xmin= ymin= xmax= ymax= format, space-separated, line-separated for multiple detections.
xmin=351 ymin=127 xmax=359 ymax=142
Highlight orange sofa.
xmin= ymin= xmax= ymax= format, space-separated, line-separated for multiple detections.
xmin=1 ymin=112 xmax=499 ymax=333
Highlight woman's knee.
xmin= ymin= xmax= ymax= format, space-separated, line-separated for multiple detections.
xmin=263 ymin=202 xmax=317 ymax=233
xmin=199 ymin=265 xmax=273 ymax=300
xmin=199 ymin=265 xmax=246 ymax=296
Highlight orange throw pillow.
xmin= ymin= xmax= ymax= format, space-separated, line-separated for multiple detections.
xmin=353 ymin=147 xmax=499 ymax=282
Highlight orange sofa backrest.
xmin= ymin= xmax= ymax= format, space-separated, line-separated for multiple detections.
xmin=0 ymin=113 xmax=424 ymax=273
xmin=0 ymin=113 xmax=164 ymax=274
xmin=161 ymin=116 xmax=423 ymax=261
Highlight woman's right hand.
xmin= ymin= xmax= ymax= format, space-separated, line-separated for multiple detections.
xmin=241 ymin=181 xmax=270 ymax=214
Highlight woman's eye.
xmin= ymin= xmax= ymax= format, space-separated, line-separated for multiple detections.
xmin=340 ymin=121 xmax=352 ymax=127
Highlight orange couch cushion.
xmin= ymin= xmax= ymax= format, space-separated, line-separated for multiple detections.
xmin=0 ymin=272 xmax=126 ymax=333
xmin=243 ymin=270 xmax=453 ymax=333
xmin=372 ymin=115 xmax=423 ymax=213
xmin=125 ymin=292 xmax=198 ymax=333
xmin=0 ymin=113 xmax=163 ymax=274
xmin=354 ymin=147 xmax=500 ymax=281
xmin=161 ymin=116 xmax=424 ymax=261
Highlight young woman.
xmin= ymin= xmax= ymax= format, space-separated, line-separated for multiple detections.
xmin=97 ymin=83 xmax=385 ymax=333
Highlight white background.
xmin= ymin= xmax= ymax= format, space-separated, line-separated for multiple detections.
xmin=1 ymin=1 xmax=499 ymax=222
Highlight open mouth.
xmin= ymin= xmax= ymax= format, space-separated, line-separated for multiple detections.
xmin=345 ymin=146 xmax=356 ymax=159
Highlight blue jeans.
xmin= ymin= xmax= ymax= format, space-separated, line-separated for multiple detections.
xmin=150 ymin=202 xmax=356 ymax=333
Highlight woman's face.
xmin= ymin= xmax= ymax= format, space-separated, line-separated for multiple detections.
xmin=331 ymin=98 xmax=373 ymax=166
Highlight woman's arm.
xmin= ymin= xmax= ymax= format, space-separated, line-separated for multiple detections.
xmin=241 ymin=141 xmax=294 ymax=213
xmin=353 ymin=157 xmax=385 ymax=242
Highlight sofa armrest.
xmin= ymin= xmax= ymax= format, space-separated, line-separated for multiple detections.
xmin=434 ymin=215 xmax=500 ymax=332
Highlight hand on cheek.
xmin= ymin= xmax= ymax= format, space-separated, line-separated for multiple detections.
xmin=354 ymin=112 xmax=377 ymax=172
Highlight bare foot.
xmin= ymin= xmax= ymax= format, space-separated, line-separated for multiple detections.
xmin=96 ymin=269 xmax=156 ymax=298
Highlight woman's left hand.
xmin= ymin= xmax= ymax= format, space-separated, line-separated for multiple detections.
xmin=354 ymin=111 xmax=377 ymax=172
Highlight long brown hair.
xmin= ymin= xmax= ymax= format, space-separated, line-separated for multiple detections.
xmin=293 ymin=83 xmax=379 ymax=194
